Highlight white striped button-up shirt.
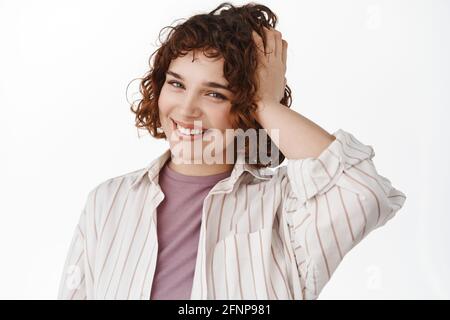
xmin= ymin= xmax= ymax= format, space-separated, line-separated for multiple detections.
xmin=57 ymin=128 xmax=407 ymax=300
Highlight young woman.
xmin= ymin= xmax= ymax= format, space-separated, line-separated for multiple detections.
xmin=58 ymin=2 xmax=407 ymax=300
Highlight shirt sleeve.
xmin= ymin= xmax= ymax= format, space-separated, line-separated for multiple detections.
xmin=57 ymin=210 xmax=87 ymax=299
xmin=281 ymin=128 xmax=407 ymax=299
xmin=57 ymin=188 xmax=97 ymax=300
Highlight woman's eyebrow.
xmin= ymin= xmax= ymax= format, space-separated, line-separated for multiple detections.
xmin=166 ymin=70 xmax=233 ymax=92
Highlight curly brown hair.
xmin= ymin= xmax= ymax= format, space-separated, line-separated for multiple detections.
xmin=129 ymin=2 xmax=292 ymax=169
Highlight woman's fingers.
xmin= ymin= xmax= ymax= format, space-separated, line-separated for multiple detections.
xmin=255 ymin=27 xmax=286 ymax=63
xmin=252 ymin=30 xmax=265 ymax=54
xmin=266 ymin=27 xmax=276 ymax=56
xmin=252 ymin=27 xmax=276 ymax=56
xmin=252 ymin=26 xmax=287 ymax=71
xmin=282 ymin=39 xmax=288 ymax=70
xmin=273 ymin=29 xmax=283 ymax=58
xmin=251 ymin=26 xmax=288 ymax=104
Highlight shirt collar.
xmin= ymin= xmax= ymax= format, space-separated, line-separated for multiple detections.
xmin=129 ymin=147 xmax=272 ymax=191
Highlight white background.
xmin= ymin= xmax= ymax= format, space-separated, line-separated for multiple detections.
xmin=0 ymin=0 xmax=448 ymax=299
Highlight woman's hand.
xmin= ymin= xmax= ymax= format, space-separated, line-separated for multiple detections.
xmin=252 ymin=26 xmax=288 ymax=110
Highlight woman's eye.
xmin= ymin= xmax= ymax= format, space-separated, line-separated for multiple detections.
xmin=167 ymin=81 xmax=227 ymax=101
xmin=208 ymin=92 xmax=227 ymax=100
xmin=168 ymin=80 xmax=183 ymax=88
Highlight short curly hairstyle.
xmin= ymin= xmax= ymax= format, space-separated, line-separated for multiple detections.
xmin=129 ymin=2 xmax=292 ymax=169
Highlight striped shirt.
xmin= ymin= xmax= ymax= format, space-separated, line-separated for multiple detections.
xmin=150 ymin=163 xmax=233 ymax=299
xmin=57 ymin=128 xmax=407 ymax=300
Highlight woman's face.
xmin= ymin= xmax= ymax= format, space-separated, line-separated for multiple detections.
xmin=158 ymin=50 xmax=236 ymax=163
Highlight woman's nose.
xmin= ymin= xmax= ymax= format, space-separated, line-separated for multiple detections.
xmin=178 ymin=93 xmax=201 ymax=116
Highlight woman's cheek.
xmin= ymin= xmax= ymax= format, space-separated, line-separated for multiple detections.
xmin=211 ymin=108 xmax=233 ymax=130
xmin=157 ymin=91 xmax=172 ymax=115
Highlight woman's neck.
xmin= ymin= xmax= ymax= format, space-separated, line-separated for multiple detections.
xmin=167 ymin=158 xmax=234 ymax=176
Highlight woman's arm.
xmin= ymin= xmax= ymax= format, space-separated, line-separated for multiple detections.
xmin=58 ymin=210 xmax=88 ymax=300
xmin=251 ymin=26 xmax=335 ymax=160
xmin=57 ymin=187 xmax=98 ymax=300
xmin=252 ymin=26 xmax=407 ymax=299
xmin=254 ymin=100 xmax=336 ymax=160
xmin=279 ymin=129 xmax=406 ymax=298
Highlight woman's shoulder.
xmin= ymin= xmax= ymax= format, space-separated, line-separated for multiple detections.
xmin=85 ymin=167 xmax=149 ymax=203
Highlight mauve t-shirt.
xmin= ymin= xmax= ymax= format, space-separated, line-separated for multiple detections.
xmin=149 ymin=161 xmax=233 ymax=300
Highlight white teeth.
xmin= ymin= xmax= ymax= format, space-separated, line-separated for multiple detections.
xmin=176 ymin=123 xmax=204 ymax=135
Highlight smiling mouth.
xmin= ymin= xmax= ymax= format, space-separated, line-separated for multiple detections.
xmin=170 ymin=118 xmax=208 ymax=133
